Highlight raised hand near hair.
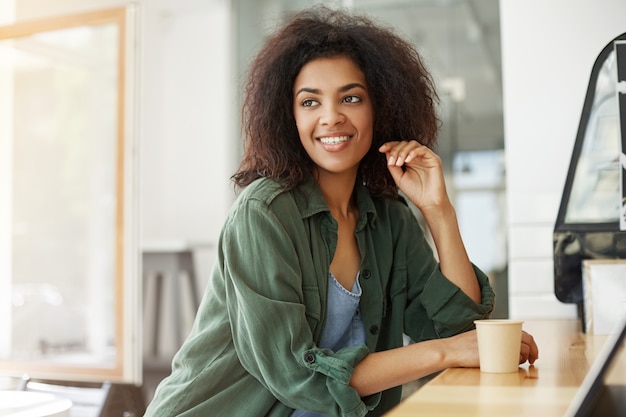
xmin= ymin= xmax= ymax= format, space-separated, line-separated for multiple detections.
xmin=378 ymin=140 xmax=449 ymax=212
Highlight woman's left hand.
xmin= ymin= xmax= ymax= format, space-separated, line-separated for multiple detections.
xmin=378 ymin=140 xmax=448 ymax=211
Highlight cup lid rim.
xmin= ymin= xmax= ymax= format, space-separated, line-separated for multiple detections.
xmin=474 ymin=319 xmax=524 ymax=324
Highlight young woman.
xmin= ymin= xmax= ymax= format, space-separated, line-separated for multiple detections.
xmin=144 ymin=6 xmax=538 ymax=417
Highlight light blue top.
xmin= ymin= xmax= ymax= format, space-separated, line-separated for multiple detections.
xmin=292 ymin=272 xmax=366 ymax=417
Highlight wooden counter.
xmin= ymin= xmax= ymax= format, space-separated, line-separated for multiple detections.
xmin=385 ymin=319 xmax=623 ymax=416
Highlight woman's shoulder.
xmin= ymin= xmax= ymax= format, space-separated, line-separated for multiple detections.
xmin=224 ymin=178 xmax=310 ymax=236
xmin=238 ymin=177 xmax=288 ymax=203
xmin=230 ymin=177 xmax=301 ymax=219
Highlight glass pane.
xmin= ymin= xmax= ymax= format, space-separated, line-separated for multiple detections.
xmin=0 ymin=20 xmax=119 ymax=370
xmin=565 ymin=50 xmax=621 ymax=224
xmin=617 ymin=41 xmax=626 ymax=230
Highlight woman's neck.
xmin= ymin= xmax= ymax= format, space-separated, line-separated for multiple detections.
xmin=314 ymin=169 xmax=358 ymax=218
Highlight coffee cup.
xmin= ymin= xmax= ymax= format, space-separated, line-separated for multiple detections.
xmin=474 ymin=319 xmax=524 ymax=373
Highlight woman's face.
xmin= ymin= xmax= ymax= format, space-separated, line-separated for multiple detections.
xmin=292 ymin=56 xmax=374 ymax=178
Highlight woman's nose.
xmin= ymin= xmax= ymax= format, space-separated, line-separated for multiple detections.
xmin=320 ymin=104 xmax=345 ymax=125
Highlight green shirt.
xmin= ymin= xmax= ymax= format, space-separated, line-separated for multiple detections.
xmin=144 ymin=177 xmax=494 ymax=417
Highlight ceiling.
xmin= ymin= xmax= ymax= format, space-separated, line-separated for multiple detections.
xmin=239 ymin=0 xmax=504 ymax=162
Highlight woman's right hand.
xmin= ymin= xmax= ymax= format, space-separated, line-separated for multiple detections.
xmin=350 ymin=328 xmax=539 ymax=397
xmin=444 ymin=330 xmax=481 ymax=368
xmin=519 ymin=331 xmax=539 ymax=364
xmin=446 ymin=329 xmax=539 ymax=368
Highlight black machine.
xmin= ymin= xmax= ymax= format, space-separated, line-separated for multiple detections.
xmin=553 ymin=33 xmax=626 ymax=324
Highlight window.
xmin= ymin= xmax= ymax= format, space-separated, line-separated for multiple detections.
xmin=0 ymin=6 xmax=140 ymax=383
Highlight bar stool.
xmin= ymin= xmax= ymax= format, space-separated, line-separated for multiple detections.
xmin=142 ymin=240 xmax=212 ymax=359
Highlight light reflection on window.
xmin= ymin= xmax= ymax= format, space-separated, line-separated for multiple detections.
xmin=564 ymin=51 xmax=620 ymax=224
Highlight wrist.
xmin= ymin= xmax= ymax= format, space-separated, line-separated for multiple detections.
xmin=418 ymin=338 xmax=452 ymax=370
xmin=420 ymin=201 xmax=457 ymax=229
xmin=436 ymin=338 xmax=456 ymax=368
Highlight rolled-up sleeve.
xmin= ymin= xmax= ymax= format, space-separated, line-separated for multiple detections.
xmin=222 ymin=197 xmax=377 ymax=417
xmin=419 ymin=264 xmax=495 ymax=336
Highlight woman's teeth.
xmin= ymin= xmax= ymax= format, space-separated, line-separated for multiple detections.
xmin=319 ymin=136 xmax=349 ymax=145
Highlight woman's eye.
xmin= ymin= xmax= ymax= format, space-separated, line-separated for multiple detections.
xmin=302 ymin=99 xmax=319 ymax=107
xmin=343 ymin=95 xmax=361 ymax=103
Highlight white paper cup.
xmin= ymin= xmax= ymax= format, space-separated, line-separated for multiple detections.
xmin=474 ymin=319 xmax=524 ymax=373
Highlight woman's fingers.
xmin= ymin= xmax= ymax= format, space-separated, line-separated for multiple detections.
xmin=379 ymin=140 xmax=425 ymax=166
xmin=520 ymin=331 xmax=539 ymax=364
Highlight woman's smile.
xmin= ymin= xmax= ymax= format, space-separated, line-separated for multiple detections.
xmin=318 ymin=135 xmax=351 ymax=145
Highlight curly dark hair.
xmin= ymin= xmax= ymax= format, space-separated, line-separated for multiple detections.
xmin=232 ymin=5 xmax=439 ymax=199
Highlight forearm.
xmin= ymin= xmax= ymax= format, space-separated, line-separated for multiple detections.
xmin=421 ymin=202 xmax=481 ymax=303
xmin=349 ymin=339 xmax=449 ymax=397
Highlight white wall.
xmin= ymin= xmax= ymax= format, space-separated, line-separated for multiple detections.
xmin=500 ymin=0 xmax=626 ymax=318
xmin=140 ymin=0 xmax=234 ymax=246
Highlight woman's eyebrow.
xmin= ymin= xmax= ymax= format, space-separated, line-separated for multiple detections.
xmin=295 ymin=83 xmax=367 ymax=97
xmin=339 ymin=82 xmax=367 ymax=92
xmin=295 ymin=87 xmax=319 ymax=96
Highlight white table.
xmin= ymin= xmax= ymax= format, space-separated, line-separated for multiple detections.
xmin=0 ymin=391 xmax=72 ymax=417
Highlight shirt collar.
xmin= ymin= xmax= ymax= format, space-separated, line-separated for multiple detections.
xmin=292 ymin=177 xmax=378 ymax=230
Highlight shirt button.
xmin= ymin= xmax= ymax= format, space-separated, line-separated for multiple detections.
xmin=369 ymin=325 xmax=379 ymax=335
xmin=304 ymin=353 xmax=316 ymax=364
xmin=362 ymin=269 xmax=371 ymax=279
